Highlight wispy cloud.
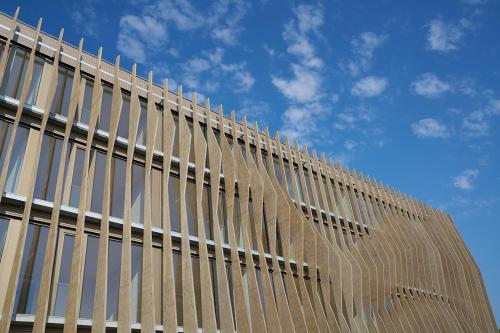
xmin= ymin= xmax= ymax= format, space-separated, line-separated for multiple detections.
xmin=342 ymin=32 xmax=386 ymax=77
xmin=272 ymin=4 xmax=331 ymax=142
xmin=117 ymin=15 xmax=167 ymax=63
xmin=452 ymin=169 xmax=479 ymax=190
xmin=70 ymin=0 xmax=106 ymax=37
xmin=426 ymin=18 xmax=473 ymax=52
xmin=462 ymin=99 xmax=500 ymax=137
xmin=411 ymin=118 xmax=450 ymax=138
xmin=351 ymin=76 xmax=388 ymax=98
xmin=411 ymin=73 xmax=451 ymax=98
xmin=181 ymin=47 xmax=255 ymax=94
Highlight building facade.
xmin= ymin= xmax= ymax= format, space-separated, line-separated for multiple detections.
xmin=0 ymin=7 xmax=496 ymax=333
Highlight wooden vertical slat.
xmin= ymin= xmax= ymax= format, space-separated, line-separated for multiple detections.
xmin=90 ymin=55 xmax=123 ymax=333
xmin=177 ymin=86 xmax=198 ymax=333
xmin=160 ymin=79 xmax=178 ymax=333
xmin=141 ymin=71 xmax=159 ymax=332
xmin=191 ymin=93 xmax=217 ymax=331
xmin=117 ymin=63 xmax=140 ymax=333
xmin=0 ymin=6 xmax=20 ymax=84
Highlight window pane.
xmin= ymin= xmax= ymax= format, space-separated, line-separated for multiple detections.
xmin=169 ymin=176 xmax=181 ymax=233
xmin=53 ymin=234 xmax=75 ymax=317
xmin=80 ymin=78 xmax=94 ymax=124
xmin=186 ymin=181 xmax=197 ymax=236
xmin=153 ymin=247 xmax=162 ymax=325
xmin=14 ymin=223 xmax=49 ymax=315
xmin=90 ymin=151 xmax=106 ymax=213
xmin=0 ymin=47 xmax=27 ymax=99
xmin=34 ymin=135 xmax=64 ymax=202
xmin=111 ymin=157 xmax=126 ymax=218
xmin=69 ymin=147 xmax=85 ymax=207
xmin=117 ymin=92 xmax=130 ymax=139
xmin=131 ymin=163 xmax=144 ymax=225
xmin=151 ymin=168 xmax=162 ymax=229
xmin=51 ymin=67 xmax=74 ymax=116
xmin=79 ymin=235 xmax=99 ymax=319
xmin=5 ymin=125 xmax=29 ymax=193
xmin=107 ymin=239 xmax=122 ymax=321
xmin=99 ymin=85 xmax=113 ymax=132
xmin=131 ymin=244 xmax=142 ymax=323
xmin=173 ymin=252 xmax=182 ymax=326
xmin=203 ymin=186 xmax=212 ymax=240
xmin=192 ymin=256 xmax=202 ymax=327
xmin=0 ymin=217 xmax=9 ymax=260
xmin=0 ymin=120 xmax=12 ymax=169
xmin=136 ymin=100 xmax=147 ymax=146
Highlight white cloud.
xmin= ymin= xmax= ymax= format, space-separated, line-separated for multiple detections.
xmin=411 ymin=73 xmax=451 ymax=98
xmin=272 ymin=64 xmax=322 ymax=103
xmin=272 ymin=4 xmax=331 ymax=144
xmin=351 ymin=76 xmax=388 ymax=98
xmin=236 ymin=100 xmax=270 ymax=124
xmin=344 ymin=32 xmax=386 ymax=76
xmin=427 ymin=18 xmax=471 ymax=52
xmin=452 ymin=169 xmax=479 ymax=190
xmin=411 ymin=118 xmax=450 ymax=138
xmin=181 ymin=47 xmax=255 ymax=94
xmin=333 ymin=107 xmax=375 ymax=130
xmin=117 ymin=15 xmax=167 ymax=63
xmin=462 ymin=99 xmax=500 ymax=137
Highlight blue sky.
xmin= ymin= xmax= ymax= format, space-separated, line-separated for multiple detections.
xmin=2 ymin=0 xmax=499 ymax=325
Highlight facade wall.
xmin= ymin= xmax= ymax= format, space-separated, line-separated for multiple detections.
xmin=0 ymin=8 xmax=497 ymax=333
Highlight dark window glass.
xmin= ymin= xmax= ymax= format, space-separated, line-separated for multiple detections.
xmin=53 ymin=234 xmax=75 ymax=316
xmin=131 ymin=163 xmax=145 ymax=224
xmin=131 ymin=244 xmax=142 ymax=323
xmin=99 ymin=85 xmax=113 ymax=132
xmin=51 ymin=67 xmax=74 ymax=116
xmin=34 ymin=135 xmax=65 ymax=202
xmin=79 ymin=235 xmax=99 ymax=319
xmin=111 ymin=157 xmax=126 ymax=218
xmin=0 ymin=217 xmax=9 ymax=260
xmin=14 ymin=223 xmax=49 ymax=315
xmin=107 ymin=239 xmax=122 ymax=321
xmin=90 ymin=151 xmax=106 ymax=213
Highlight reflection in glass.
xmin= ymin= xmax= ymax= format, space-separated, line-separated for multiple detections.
xmin=0 ymin=217 xmax=9 ymax=260
xmin=4 ymin=125 xmax=29 ymax=193
xmin=131 ymin=163 xmax=144 ymax=224
xmin=79 ymin=235 xmax=99 ymax=319
xmin=51 ymin=66 xmax=74 ymax=116
xmin=14 ymin=223 xmax=49 ymax=315
xmin=131 ymin=244 xmax=142 ymax=323
xmin=107 ymin=239 xmax=122 ymax=321
xmin=34 ymin=135 xmax=65 ymax=202
xmin=53 ymin=234 xmax=75 ymax=316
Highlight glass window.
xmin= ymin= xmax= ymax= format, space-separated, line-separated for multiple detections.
xmin=153 ymin=247 xmax=162 ymax=325
xmin=117 ymin=92 xmax=130 ymax=139
xmin=213 ymin=190 xmax=229 ymax=244
xmin=68 ymin=147 xmax=85 ymax=207
xmin=186 ymin=181 xmax=197 ymax=236
xmin=273 ymin=158 xmax=283 ymax=189
xmin=107 ymin=239 xmax=122 ymax=321
xmin=202 ymin=186 xmax=212 ymax=240
xmin=4 ymin=125 xmax=29 ymax=193
xmin=284 ymin=161 xmax=294 ymax=196
xmin=79 ymin=235 xmax=99 ymax=319
xmin=314 ymin=174 xmax=325 ymax=210
xmin=34 ymin=134 xmax=65 ymax=202
xmin=294 ymin=166 xmax=305 ymax=202
xmin=0 ymin=120 xmax=11 ymax=169
xmin=173 ymin=251 xmax=183 ymax=326
xmin=131 ymin=163 xmax=144 ymax=225
xmin=111 ymin=157 xmax=126 ymax=218
xmin=14 ymin=223 xmax=49 ymax=315
xmin=90 ymin=150 xmax=106 ymax=213
xmin=79 ymin=77 xmax=93 ymax=124
xmin=151 ymin=168 xmax=162 ymax=229
xmin=233 ymin=195 xmax=243 ymax=247
xmin=0 ymin=47 xmax=44 ymax=105
xmin=169 ymin=176 xmax=181 ymax=233
xmin=99 ymin=85 xmax=113 ymax=132
xmin=136 ymin=100 xmax=147 ymax=146
xmin=131 ymin=244 xmax=142 ymax=323
xmin=0 ymin=217 xmax=9 ymax=260
xmin=52 ymin=233 xmax=75 ymax=317
xmin=51 ymin=66 xmax=74 ymax=116
xmin=192 ymin=256 xmax=202 ymax=327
